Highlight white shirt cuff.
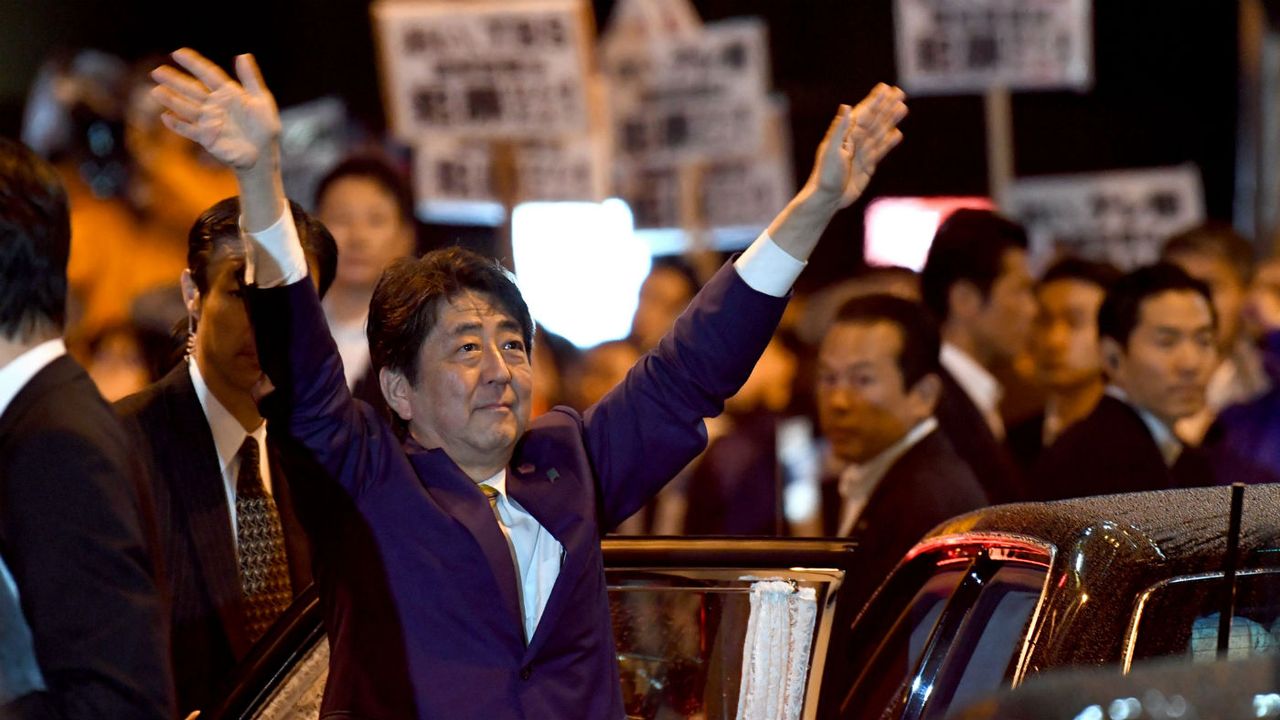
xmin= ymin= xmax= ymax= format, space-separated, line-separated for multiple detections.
xmin=241 ymin=211 xmax=309 ymax=288
xmin=733 ymin=232 xmax=805 ymax=298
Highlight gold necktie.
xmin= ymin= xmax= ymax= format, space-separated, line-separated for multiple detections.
xmin=235 ymin=438 xmax=293 ymax=643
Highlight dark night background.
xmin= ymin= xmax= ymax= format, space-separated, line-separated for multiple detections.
xmin=0 ymin=1 xmax=1238 ymax=289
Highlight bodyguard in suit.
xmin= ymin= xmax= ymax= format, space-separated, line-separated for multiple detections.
xmin=920 ymin=210 xmax=1036 ymax=503
xmin=1033 ymin=263 xmax=1218 ymax=500
xmin=151 ymin=48 xmax=906 ymax=719
xmin=0 ymin=138 xmax=173 ymax=718
xmin=115 ymin=197 xmax=337 ymax=715
xmin=815 ymin=295 xmax=989 ymax=611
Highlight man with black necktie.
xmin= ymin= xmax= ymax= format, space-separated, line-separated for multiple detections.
xmin=115 ymin=197 xmax=337 ymax=716
xmin=0 ymin=138 xmax=173 ymax=719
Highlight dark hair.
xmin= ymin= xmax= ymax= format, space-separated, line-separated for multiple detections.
xmin=830 ymin=294 xmax=940 ymax=389
xmin=1098 ymin=262 xmax=1217 ymax=348
xmin=1039 ymin=257 xmax=1123 ymax=293
xmin=188 ymin=196 xmax=339 ymax=298
xmin=0 ymin=137 xmax=70 ymax=339
xmin=920 ymin=209 xmax=1029 ymax=322
xmin=1161 ymin=221 xmax=1255 ymax=285
xmin=648 ymin=255 xmax=701 ymax=297
xmin=368 ymin=247 xmax=534 ymax=386
xmin=314 ymin=155 xmax=415 ymax=224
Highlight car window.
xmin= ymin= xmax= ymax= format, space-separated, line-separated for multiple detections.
xmin=608 ymin=568 xmax=843 ymax=720
xmin=252 ymin=634 xmax=328 ymax=719
xmin=920 ymin=563 xmax=1045 ymax=719
xmin=1129 ymin=570 xmax=1280 ymax=665
xmin=839 ymin=559 xmax=972 ymax=719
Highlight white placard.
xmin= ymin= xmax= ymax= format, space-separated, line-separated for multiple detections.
xmin=1003 ymin=165 xmax=1206 ymax=271
xmin=373 ymin=0 xmax=593 ymax=140
xmin=894 ymin=0 xmax=1093 ymax=95
xmin=414 ymin=132 xmax=610 ymax=207
xmin=602 ymin=17 xmax=772 ymax=162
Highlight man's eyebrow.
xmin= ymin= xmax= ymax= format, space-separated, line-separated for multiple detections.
xmin=497 ymin=319 xmax=523 ymax=334
xmin=443 ymin=322 xmax=483 ymax=337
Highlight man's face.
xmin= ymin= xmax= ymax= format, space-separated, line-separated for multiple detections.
xmin=972 ymin=249 xmax=1036 ymax=362
xmin=1167 ymin=251 xmax=1245 ymax=353
xmin=1030 ymin=279 xmax=1106 ymax=391
xmin=403 ymin=291 xmax=533 ymax=470
xmin=630 ymin=267 xmax=695 ymax=351
xmin=193 ymin=246 xmax=262 ymax=392
xmin=1108 ymin=290 xmax=1217 ymax=428
xmin=318 ymin=176 xmax=415 ymax=291
xmin=816 ymin=321 xmax=933 ymax=464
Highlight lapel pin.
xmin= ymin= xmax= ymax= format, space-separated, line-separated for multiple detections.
xmin=517 ymin=463 xmax=536 ymax=475
xmin=546 ymin=468 xmax=560 ymax=482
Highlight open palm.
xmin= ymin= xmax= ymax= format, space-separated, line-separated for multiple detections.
xmin=151 ymin=49 xmax=280 ymax=172
xmin=809 ymin=83 xmax=907 ymax=209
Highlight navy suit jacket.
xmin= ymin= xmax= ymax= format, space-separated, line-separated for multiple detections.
xmin=115 ymin=363 xmax=313 ymax=715
xmin=247 ymin=261 xmax=786 ymax=719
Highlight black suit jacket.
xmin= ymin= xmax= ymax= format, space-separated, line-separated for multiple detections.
xmin=1030 ymin=395 xmax=1213 ymax=501
xmin=935 ymin=367 xmax=1025 ymax=504
xmin=0 ymin=355 xmax=172 ymax=719
xmin=115 ymin=362 xmax=312 ymax=715
xmin=842 ymin=429 xmax=989 ymax=613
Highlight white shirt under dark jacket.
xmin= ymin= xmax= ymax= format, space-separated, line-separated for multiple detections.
xmin=836 ymin=417 xmax=940 ymax=536
xmin=242 ymin=209 xmax=807 ymax=644
xmin=188 ymin=357 xmax=272 ymax=540
xmin=0 ymin=339 xmax=66 ymax=420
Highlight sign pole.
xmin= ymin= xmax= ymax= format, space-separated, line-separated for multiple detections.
xmin=985 ymin=85 xmax=1014 ymax=207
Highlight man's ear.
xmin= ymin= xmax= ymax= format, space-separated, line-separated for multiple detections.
xmin=948 ymin=280 xmax=982 ymax=321
xmin=180 ymin=269 xmax=201 ymax=323
xmin=380 ymin=367 xmax=414 ymax=422
xmin=908 ymin=372 xmax=943 ymax=418
xmin=1099 ymin=336 xmax=1124 ymax=376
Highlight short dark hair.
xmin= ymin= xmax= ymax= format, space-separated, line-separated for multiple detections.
xmin=188 ymin=196 xmax=339 ymax=298
xmin=830 ymin=294 xmax=940 ymax=389
xmin=1098 ymin=262 xmax=1217 ymax=348
xmin=314 ymin=155 xmax=415 ymax=224
xmin=1039 ymin=257 xmax=1123 ymax=293
xmin=920 ymin=209 xmax=1029 ymax=322
xmin=368 ymin=247 xmax=534 ymax=386
xmin=1161 ymin=221 xmax=1255 ymax=285
xmin=0 ymin=138 xmax=71 ymax=339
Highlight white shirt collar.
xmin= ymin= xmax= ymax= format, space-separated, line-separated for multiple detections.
xmin=940 ymin=342 xmax=1003 ymax=417
xmin=479 ymin=467 xmax=508 ymax=497
xmin=189 ymin=358 xmax=265 ymax=475
xmin=837 ymin=417 xmax=938 ymax=535
xmin=1105 ymin=385 xmax=1182 ymax=466
xmin=0 ymin=339 xmax=66 ymax=420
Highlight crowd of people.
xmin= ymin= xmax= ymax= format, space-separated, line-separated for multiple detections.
xmin=2 ymin=41 xmax=1280 ymax=720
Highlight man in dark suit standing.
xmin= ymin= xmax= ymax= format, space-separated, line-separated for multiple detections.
xmin=115 ymin=197 xmax=337 ymax=715
xmin=815 ymin=295 xmax=988 ymax=610
xmin=1033 ymin=263 xmax=1218 ymax=500
xmin=151 ymin=49 xmax=905 ymax=719
xmin=0 ymin=138 xmax=173 ymax=718
xmin=920 ymin=210 xmax=1036 ymax=503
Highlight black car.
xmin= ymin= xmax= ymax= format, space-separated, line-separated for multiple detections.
xmin=207 ymin=484 xmax=1280 ymax=719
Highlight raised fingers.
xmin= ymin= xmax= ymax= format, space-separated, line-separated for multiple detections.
xmin=235 ymin=54 xmax=269 ymax=97
xmin=171 ymin=48 xmax=236 ymax=92
xmin=151 ymin=65 xmax=210 ymax=104
xmin=149 ymin=85 xmax=203 ymax=124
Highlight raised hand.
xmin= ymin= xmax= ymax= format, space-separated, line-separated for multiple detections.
xmin=806 ymin=83 xmax=907 ymax=209
xmin=150 ymin=49 xmax=280 ymax=174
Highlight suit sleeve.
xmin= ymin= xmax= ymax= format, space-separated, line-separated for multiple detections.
xmin=581 ymin=261 xmax=788 ymax=530
xmin=246 ymin=279 xmax=394 ymax=500
xmin=3 ymin=425 xmax=173 ymax=720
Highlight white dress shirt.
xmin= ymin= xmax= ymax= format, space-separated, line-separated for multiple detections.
xmin=940 ymin=342 xmax=1005 ymax=439
xmin=189 ymin=358 xmax=272 ymax=539
xmin=1105 ymin=385 xmax=1182 ymax=467
xmin=0 ymin=339 xmax=66 ymax=420
xmin=241 ymin=209 xmax=806 ymax=639
xmin=837 ymin=417 xmax=939 ymax=536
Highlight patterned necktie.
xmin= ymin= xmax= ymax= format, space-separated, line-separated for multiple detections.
xmin=235 ymin=437 xmax=293 ymax=643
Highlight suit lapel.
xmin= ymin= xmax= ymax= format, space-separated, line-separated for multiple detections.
xmin=405 ymin=444 xmax=525 ymax=646
xmin=265 ymin=438 xmax=313 ymax=594
xmin=162 ymin=366 xmax=251 ymax=658
xmin=505 ymin=455 xmax=591 ymax=658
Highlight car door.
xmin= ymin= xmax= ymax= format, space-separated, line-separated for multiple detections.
xmin=209 ymin=537 xmax=863 ymax=720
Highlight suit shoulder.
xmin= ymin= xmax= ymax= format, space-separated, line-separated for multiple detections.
xmin=893 ymin=432 xmax=989 ymax=505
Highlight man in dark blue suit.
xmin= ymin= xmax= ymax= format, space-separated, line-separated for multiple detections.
xmin=151 ymin=48 xmax=907 ymax=719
